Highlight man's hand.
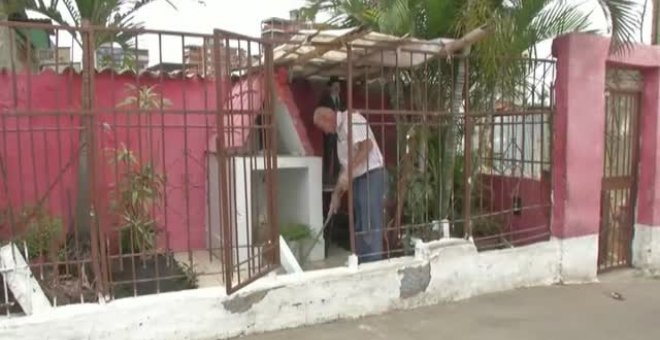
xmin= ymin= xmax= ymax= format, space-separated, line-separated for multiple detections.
xmin=328 ymin=191 xmax=342 ymax=215
xmin=337 ymin=171 xmax=349 ymax=191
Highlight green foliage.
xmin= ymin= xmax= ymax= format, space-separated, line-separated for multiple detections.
xmin=110 ymin=83 xmax=169 ymax=254
xmin=178 ymin=262 xmax=199 ymax=289
xmin=15 ymin=206 xmax=63 ymax=261
xmin=300 ymin=0 xmax=640 ymax=54
xmin=11 ymin=0 xmax=205 ymax=47
xmin=280 ymin=223 xmax=312 ymax=242
xmin=117 ymin=84 xmax=173 ymax=110
xmin=109 ymin=144 xmax=165 ymax=254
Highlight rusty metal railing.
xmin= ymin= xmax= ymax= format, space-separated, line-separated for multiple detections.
xmin=0 ymin=20 xmax=278 ymax=315
xmin=338 ymin=47 xmax=556 ymax=262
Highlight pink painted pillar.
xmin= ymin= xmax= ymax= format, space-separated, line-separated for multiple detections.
xmin=638 ymin=68 xmax=660 ymax=226
xmin=633 ymin=67 xmax=660 ymax=274
xmin=551 ymin=34 xmax=609 ymax=239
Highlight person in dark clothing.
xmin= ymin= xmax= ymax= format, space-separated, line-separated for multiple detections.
xmin=319 ymin=76 xmax=345 ymax=111
xmin=319 ymin=76 xmax=345 ymax=185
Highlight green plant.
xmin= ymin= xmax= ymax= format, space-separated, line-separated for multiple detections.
xmin=117 ymin=84 xmax=173 ymax=110
xmin=110 ymin=83 xmax=170 ymax=254
xmin=280 ymin=223 xmax=312 ymax=242
xmin=178 ymin=262 xmax=199 ymax=289
xmin=109 ymin=144 xmax=165 ymax=254
xmin=15 ymin=206 xmax=63 ymax=261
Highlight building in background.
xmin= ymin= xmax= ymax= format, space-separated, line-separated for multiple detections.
xmin=183 ymin=42 xmax=251 ymax=76
xmin=96 ymin=43 xmax=149 ymax=71
xmin=261 ymin=10 xmax=319 ymax=41
xmin=0 ymin=9 xmax=52 ymax=71
xmin=38 ymin=46 xmax=81 ymax=72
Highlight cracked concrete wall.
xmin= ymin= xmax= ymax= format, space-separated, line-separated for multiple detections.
xmin=0 ymin=236 xmax=598 ymax=340
xmin=398 ymin=263 xmax=431 ymax=299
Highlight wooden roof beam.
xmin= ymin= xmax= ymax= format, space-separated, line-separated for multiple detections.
xmin=287 ymin=26 xmax=371 ymax=66
xmin=300 ymin=24 xmax=490 ymax=78
xmin=302 ymin=33 xmax=411 ymax=78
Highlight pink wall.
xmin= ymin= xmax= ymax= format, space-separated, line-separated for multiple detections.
xmin=0 ymin=69 xmax=236 ymax=252
xmin=638 ymin=68 xmax=660 ymax=225
xmin=480 ymin=174 xmax=551 ymax=245
xmin=552 ymin=33 xmax=660 ymax=238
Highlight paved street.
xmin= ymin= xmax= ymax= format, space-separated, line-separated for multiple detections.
xmin=235 ymin=271 xmax=660 ymax=340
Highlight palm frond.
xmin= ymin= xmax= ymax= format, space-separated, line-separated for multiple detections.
xmin=422 ymin=0 xmax=462 ymax=37
xmin=62 ymin=0 xmax=82 ymax=25
xmin=377 ymin=0 xmax=419 ymax=36
xmin=529 ymin=1 xmax=592 ymax=43
xmin=598 ymin=0 xmax=642 ymax=54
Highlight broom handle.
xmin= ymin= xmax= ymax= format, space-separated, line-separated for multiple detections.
xmin=299 ymin=214 xmax=333 ymax=265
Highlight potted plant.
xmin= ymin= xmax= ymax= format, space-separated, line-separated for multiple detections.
xmin=280 ymin=222 xmax=311 ymax=263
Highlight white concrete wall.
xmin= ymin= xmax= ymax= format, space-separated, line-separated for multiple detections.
xmin=633 ymin=224 xmax=660 ymax=276
xmin=0 ymin=235 xmax=599 ymax=340
xmin=274 ymin=101 xmax=305 ymax=155
xmin=206 ymin=155 xmax=324 ymax=264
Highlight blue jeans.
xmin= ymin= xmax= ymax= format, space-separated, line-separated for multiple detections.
xmin=352 ymin=168 xmax=387 ymax=263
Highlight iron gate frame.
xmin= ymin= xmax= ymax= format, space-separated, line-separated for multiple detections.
xmin=213 ymin=29 xmax=280 ymax=294
xmin=598 ymin=78 xmax=642 ymax=272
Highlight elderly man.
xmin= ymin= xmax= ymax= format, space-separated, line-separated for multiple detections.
xmin=313 ymin=106 xmax=387 ymax=263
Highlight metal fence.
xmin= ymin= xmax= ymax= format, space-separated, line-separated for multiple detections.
xmin=0 ymin=20 xmax=278 ymax=315
xmin=0 ymin=19 xmax=556 ymax=316
xmin=340 ymin=47 xmax=555 ymax=262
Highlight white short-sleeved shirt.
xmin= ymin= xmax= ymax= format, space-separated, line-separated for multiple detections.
xmin=336 ymin=111 xmax=384 ymax=178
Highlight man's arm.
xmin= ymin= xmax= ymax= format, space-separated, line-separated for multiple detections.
xmin=329 ymin=139 xmax=372 ymax=214
xmin=334 ymin=139 xmax=372 ymax=194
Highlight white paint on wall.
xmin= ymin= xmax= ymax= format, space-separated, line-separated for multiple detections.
xmin=0 ymin=235 xmax=599 ymax=340
xmin=633 ymin=224 xmax=660 ymax=276
xmin=274 ymin=100 xmax=305 ymax=156
xmin=557 ymin=234 xmax=599 ymax=284
xmin=206 ymin=154 xmax=325 ymax=265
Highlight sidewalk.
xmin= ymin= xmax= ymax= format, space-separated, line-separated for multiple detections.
xmin=234 ymin=271 xmax=660 ymax=340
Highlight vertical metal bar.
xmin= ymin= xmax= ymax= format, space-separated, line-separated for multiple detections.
xmin=180 ymin=35 xmax=194 ymax=270
xmin=464 ymin=56 xmax=473 ymax=238
xmin=224 ymin=38 xmax=241 ymax=286
xmin=236 ymin=38 xmax=253 ymax=277
xmin=628 ymin=92 xmax=642 ymax=265
xmin=346 ymin=45 xmax=356 ymax=257
xmin=213 ymin=30 xmax=234 ymax=293
xmin=202 ymin=36 xmax=214 ymax=265
xmin=265 ymin=41 xmax=279 ymax=269
xmin=157 ymin=33 xmax=170 ymax=255
xmin=145 ymin=32 xmax=161 ymax=294
xmin=81 ymin=21 xmax=106 ymax=298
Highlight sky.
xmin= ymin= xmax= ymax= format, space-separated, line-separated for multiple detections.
xmin=134 ymin=0 xmax=309 ymax=38
xmin=27 ymin=0 xmax=655 ymax=66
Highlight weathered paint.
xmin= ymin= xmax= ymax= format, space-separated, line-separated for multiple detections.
xmin=552 ymin=34 xmax=660 ymax=228
xmin=0 ymin=236 xmax=598 ymax=340
xmin=480 ymin=174 xmax=551 ymax=245
xmin=632 ymin=224 xmax=660 ymax=276
xmin=552 ymin=34 xmax=660 ymax=274
xmin=551 ymin=34 xmax=608 ymax=239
